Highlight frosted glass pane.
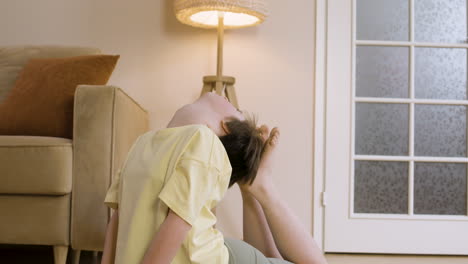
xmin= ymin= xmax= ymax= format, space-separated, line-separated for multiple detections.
xmin=414 ymin=163 xmax=467 ymax=215
xmin=354 ymin=161 xmax=409 ymax=214
xmin=415 ymin=48 xmax=467 ymax=100
xmin=415 ymin=0 xmax=467 ymax=43
xmin=415 ymin=105 xmax=467 ymax=157
xmin=356 ymin=103 xmax=409 ymax=155
xmin=357 ymin=0 xmax=409 ymax=41
xmin=356 ymin=46 xmax=409 ymax=98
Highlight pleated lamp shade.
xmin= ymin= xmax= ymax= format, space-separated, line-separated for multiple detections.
xmin=174 ymin=0 xmax=268 ymax=29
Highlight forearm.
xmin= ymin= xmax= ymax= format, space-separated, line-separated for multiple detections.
xmin=101 ymin=210 xmax=119 ymax=264
xmin=254 ymin=180 xmax=328 ymax=264
xmin=241 ymin=189 xmax=283 ymax=259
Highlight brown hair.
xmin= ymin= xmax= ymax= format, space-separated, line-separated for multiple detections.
xmin=219 ymin=113 xmax=265 ymax=188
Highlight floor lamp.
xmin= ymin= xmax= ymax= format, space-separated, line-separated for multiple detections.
xmin=174 ymin=0 xmax=268 ymax=109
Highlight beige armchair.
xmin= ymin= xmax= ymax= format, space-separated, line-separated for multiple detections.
xmin=0 ymin=46 xmax=149 ymax=264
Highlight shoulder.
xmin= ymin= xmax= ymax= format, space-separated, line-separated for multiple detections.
xmin=180 ymin=125 xmax=219 ymax=160
xmin=182 ymin=124 xmax=216 ymax=150
xmin=182 ymin=125 xmax=231 ymax=172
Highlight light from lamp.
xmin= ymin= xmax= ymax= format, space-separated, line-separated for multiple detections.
xmin=174 ymin=0 xmax=268 ymax=29
xmin=190 ymin=11 xmax=259 ymax=27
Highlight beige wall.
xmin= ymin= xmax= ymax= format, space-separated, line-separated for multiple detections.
xmin=0 ymin=0 xmax=316 ymax=239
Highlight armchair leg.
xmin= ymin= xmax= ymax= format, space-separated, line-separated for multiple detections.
xmin=73 ymin=249 xmax=81 ymax=264
xmin=53 ymin=245 xmax=68 ymax=264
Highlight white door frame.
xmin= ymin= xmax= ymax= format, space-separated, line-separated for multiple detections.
xmin=312 ymin=0 xmax=468 ymax=254
xmin=312 ymin=0 xmax=327 ymax=251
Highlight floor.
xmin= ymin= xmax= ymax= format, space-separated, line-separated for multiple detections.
xmin=0 ymin=244 xmax=99 ymax=264
xmin=2 ymin=245 xmax=468 ymax=264
xmin=325 ymin=254 xmax=468 ymax=264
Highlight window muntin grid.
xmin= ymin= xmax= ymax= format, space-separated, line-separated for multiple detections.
xmin=351 ymin=0 xmax=468 ymax=220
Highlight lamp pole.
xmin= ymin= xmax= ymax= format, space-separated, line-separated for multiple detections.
xmin=200 ymin=11 xmax=239 ymax=109
xmin=215 ymin=12 xmax=225 ymax=95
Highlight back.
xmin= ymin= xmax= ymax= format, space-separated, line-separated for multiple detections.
xmin=104 ymin=124 xmax=232 ymax=264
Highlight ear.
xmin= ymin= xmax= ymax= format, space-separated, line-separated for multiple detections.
xmin=221 ymin=120 xmax=230 ymax=134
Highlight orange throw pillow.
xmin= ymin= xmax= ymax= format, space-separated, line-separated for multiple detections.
xmin=0 ymin=55 xmax=119 ymax=138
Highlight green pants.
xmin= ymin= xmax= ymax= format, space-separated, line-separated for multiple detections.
xmin=224 ymin=237 xmax=294 ymax=264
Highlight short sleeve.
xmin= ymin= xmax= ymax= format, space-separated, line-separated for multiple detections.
xmin=103 ymin=134 xmax=146 ymax=210
xmin=104 ymin=170 xmax=121 ymax=210
xmin=158 ymin=159 xmax=219 ymax=226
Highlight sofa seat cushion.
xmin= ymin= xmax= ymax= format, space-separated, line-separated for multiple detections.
xmin=0 ymin=194 xmax=70 ymax=245
xmin=0 ymin=136 xmax=72 ymax=195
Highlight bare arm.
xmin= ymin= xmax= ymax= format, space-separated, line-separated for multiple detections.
xmin=241 ymin=127 xmax=328 ymax=264
xmin=254 ymin=182 xmax=328 ymax=264
xmin=241 ymin=189 xmax=283 ymax=259
xmin=239 ymin=124 xmax=282 ymax=259
xmin=141 ymin=209 xmax=191 ymax=264
xmin=101 ymin=210 xmax=119 ymax=264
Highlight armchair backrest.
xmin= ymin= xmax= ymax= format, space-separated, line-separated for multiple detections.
xmin=0 ymin=45 xmax=100 ymax=103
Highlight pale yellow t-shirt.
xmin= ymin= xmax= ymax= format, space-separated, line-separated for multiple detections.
xmin=104 ymin=124 xmax=232 ymax=264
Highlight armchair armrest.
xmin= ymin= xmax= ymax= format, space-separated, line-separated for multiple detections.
xmin=72 ymin=85 xmax=148 ymax=251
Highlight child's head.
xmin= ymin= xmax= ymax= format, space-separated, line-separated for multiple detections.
xmin=219 ymin=114 xmax=265 ymax=188
xmin=169 ymin=91 xmax=265 ymax=187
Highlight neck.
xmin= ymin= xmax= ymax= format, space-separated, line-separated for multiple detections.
xmin=166 ymin=103 xmax=223 ymax=136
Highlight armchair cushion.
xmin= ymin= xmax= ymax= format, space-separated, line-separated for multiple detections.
xmin=0 ymin=45 xmax=100 ymax=104
xmin=0 ymin=55 xmax=119 ymax=138
xmin=0 ymin=194 xmax=70 ymax=245
xmin=0 ymin=136 xmax=72 ymax=195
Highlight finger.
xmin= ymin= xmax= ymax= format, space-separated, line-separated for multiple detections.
xmin=269 ymin=127 xmax=280 ymax=137
xmin=259 ymin=125 xmax=270 ymax=134
xmin=258 ymin=125 xmax=270 ymax=141
xmin=270 ymin=127 xmax=280 ymax=136
xmin=268 ymin=128 xmax=280 ymax=145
